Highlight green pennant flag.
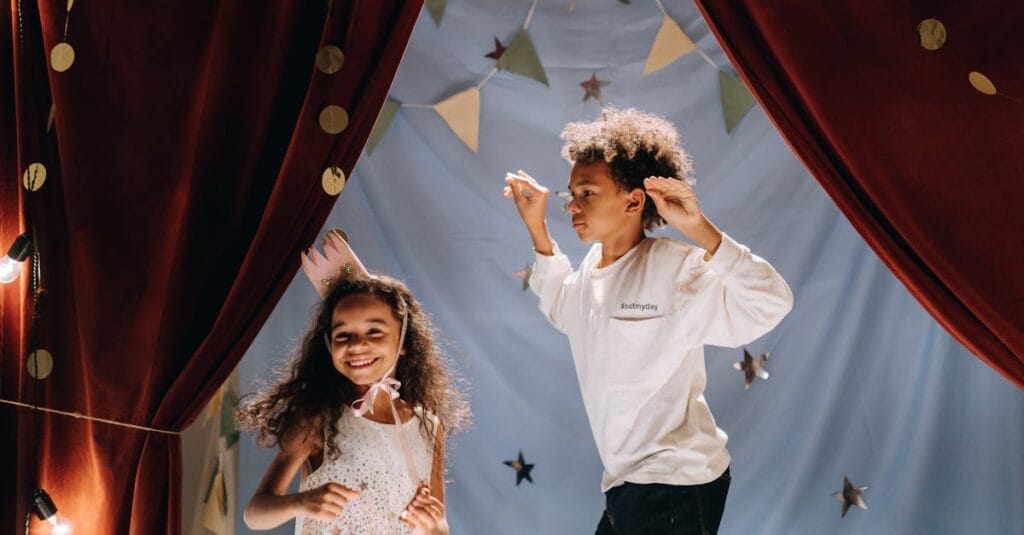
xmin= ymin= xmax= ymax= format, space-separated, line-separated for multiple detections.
xmin=497 ymin=30 xmax=549 ymax=86
xmin=425 ymin=0 xmax=446 ymax=27
xmin=366 ymin=98 xmax=401 ymax=155
xmin=219 ymin=390 xmax=239 ymax=450
xmin=719 ymin=70 xmax=755 ymax=134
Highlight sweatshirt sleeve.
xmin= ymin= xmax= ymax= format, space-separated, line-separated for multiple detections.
xmin=676 ymin=233 xmax=793 ymax=347
xmin=528 ymin=241 xmax=574 ymax=333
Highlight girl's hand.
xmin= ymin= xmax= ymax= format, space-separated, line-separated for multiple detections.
xmin=401 ymin=486 xmax=449 ymax=535
xmin=295 ymin=483 xmax=360 ymax=521
xmin=503 ymin=170 xmax=550 ymax=231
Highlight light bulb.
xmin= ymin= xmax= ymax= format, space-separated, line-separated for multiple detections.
xmin=0 ymin=233 xmax=32 ymax=284
xmin=0 ymin=256 xmax=19 ymax=283
xmin=48 ymin=513 xmax=74 ymax=534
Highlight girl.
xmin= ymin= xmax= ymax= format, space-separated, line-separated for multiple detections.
xmin=237 ymin=231 xmax=469 ymax=534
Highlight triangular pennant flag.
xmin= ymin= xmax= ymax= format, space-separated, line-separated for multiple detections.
xmin=201 ymin=460 xmax=227 ymax=534
xmin=425 ymin=0 xmax=446 ymax=27
xmin=366 ymin=98 xmax=401 ymax=154
xmin=719 ymin=70 xmax=755 ymax=134
xmin=496 ymin=30 xmax=549 ymax=86
xmin=203 ymin=387 xmax=224 ymax=427
xmin=219 ymin=389 xmax=240 ymax=450
xmin=643 ymin=16 xmax=696 ymax=76
xmin=433 ymin=87 xmax=480 ymax=152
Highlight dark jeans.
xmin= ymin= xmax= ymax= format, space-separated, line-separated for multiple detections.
xmin=595 ymin=469 xmax=731 ymax=535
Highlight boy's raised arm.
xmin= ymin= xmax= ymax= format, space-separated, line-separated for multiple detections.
xmin=504 ymin=170 xmax=555 ymax=256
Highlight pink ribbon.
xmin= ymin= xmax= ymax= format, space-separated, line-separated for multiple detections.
xmin=348 ymin=311 xmax=423 ymax=488
xmin=351 ymin=374 xmax=401 ymax=417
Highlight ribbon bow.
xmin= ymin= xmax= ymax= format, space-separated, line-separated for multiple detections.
xmin=351 ymin=373 xmax=402 ymax=417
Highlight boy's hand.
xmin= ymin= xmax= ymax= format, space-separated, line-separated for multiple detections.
xmin=644 ymin=177 xmax=703 ymax=229
xmin=401 ymin=486 xmax=449 ymax=534
xmin=503 ymin=170 xmax=549 ymax=230
xmin=645 ymin=177 xmax=722 ymax=255
xmin=295 ymin=482 xmax=359 ymax=521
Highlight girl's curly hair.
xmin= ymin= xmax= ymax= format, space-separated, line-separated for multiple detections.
xmin=561 ymin=106 xmax=695 ymax=230
xmin=236 ymin=274 xmax=470 ymax=460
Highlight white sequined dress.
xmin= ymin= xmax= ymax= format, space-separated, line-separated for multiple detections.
xmin=296 ymin=406 xmax=437 ymax=535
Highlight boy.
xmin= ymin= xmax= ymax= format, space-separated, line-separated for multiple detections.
xmin=503 ymin=107 xmax=793 ymax=534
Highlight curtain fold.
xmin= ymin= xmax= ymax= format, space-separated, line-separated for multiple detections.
xmin=695 ymin=1 xmax=1024 ymax=387
xmin=1 ymin=1 xmax=423 ymax=533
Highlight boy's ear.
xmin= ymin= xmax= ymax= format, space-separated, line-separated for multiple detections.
xmin=625 ymin=187 xmax=646 ymax=215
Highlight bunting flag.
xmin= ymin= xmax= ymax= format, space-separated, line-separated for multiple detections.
xmin=366 ymin=98 xmax=401 ymax=154
xmin=434 ymin=87 xmax=481 ymax=152
xmin=643 ymin=16 xmax=696 ymax=76
xmin=195 ymin=379 xmax=239 ymax=535
xmin=425 ymin=0 xmax=446 ymax=27
xmin=496 ymin=30 xmax=549 ymax=86
xmin=201 ymin=459 xmax=228 ymax=533
xmin=719 ymin=70 xmax=755 ymax=134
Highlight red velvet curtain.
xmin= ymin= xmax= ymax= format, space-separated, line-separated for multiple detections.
xmin=696 ymin=1 xmax=1024 ymax=387
xmin=1 ymin=1 xmax=423 ymax=533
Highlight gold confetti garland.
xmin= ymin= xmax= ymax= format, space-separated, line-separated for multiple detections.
xmin=916 ymin=18 xmax=1020 ymax=102
xmin=50 ymin=0 xmax=76 ymax=72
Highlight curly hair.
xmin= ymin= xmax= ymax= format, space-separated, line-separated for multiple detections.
xmin=236 ymin=274 xmax=470 ymax=461
xmin=561 ymin=106 xmax=695 ymax=230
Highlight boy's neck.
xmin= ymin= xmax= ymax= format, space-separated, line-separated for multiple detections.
xmin=597 ymin=227 xmax=645 ymax=268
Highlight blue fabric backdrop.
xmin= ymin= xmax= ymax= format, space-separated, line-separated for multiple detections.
xmin=236 ymin=2 xmax=1024 ymax=534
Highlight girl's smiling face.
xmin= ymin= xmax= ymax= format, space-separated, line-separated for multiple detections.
xmin=328 ymin=293 xmax=404 ymax=389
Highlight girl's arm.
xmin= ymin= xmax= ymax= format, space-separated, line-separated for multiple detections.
xmin=243 ymin=426 xmax=360 ymax=530
xmin=402 ymin=421 xmax=449 ymax=534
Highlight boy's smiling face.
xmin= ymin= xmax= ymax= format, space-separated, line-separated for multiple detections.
xmin=566 ymin=160 xmax=644 ymax=243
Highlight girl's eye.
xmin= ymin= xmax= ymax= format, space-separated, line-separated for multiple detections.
xmin=334 ymin=334 xmax=349 ymax=342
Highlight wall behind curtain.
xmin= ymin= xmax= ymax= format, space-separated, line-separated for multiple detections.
xmin=236 ymin=2 xmax=1024 ymax=533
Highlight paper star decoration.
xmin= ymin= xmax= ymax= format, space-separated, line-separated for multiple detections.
xmin=514 ymin=263 xmax=533 ymax=291
xmin=835 ymin=476 xmax=868 ymax=518
xmin=733 ymin=349 xmax=770 ymax=389
xmin=485 ymin=37 xmax=506 ymax=60
xmin=504 ymin=451 xmax=535 ymax=486
xmin=580 ymin=72 xmax=610 ymax=102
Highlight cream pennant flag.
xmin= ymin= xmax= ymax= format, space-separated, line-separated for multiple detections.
xmin=202 ymin=387 xmax=224 ymax=427
xmin=643 ymin=16 xmax=696 ymax=76
xmin=433 ymin=87 xmax=480 ymax=152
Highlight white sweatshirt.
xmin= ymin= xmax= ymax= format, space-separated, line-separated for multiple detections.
xmin=529 ymin=233 xmax=793 ymax=491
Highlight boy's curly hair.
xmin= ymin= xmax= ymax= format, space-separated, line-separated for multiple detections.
xmin=236 ymin=274 xmax=470 ymax=460
xmin=561 ymin=106 xmax=695 ymax=230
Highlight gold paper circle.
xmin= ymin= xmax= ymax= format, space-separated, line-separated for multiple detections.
xmin=315 ymin=45 xmax=345 ymax=74
xmin=27 ymin=349 xmax=54 ymax=380
xmin=917 ymin=19 xmax=946 ymax=50
xmin=968 ymin=71 xmax=997 ymax=95
xmin=50 ymin=42 xmax=75 ymax=72
xmin=23 ymin=162 xmax=47 ymax=191
xmin=319 ymin=105 xmax=349 ymax=135
xmin=67 ymin=0 xmax=74 ymax=11
xmin=322 ymin=166 xmax=346 ymax=196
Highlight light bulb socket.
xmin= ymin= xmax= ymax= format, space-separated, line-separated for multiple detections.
xmin=29 ymin=488 xmax=57 ymax=521
xmin=6 ymin=233 xmax=33 ymax=262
